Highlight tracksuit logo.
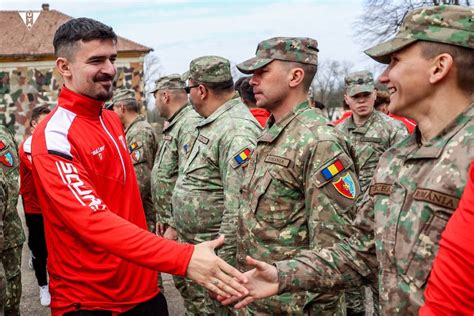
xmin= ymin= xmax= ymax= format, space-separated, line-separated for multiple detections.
xmin=56 ymin=160 xmax=106 ymax=211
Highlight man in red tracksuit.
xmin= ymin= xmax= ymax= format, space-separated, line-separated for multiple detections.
xmin=19 ymin=105 xmax=52 ymax=307
xmin=31 ymin=17 xmax=247 ymax=316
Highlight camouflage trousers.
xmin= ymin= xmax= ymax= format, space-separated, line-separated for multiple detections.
xmin=0 ymin=263 xmax=6 ymax=315
xmin=1 ymin=245 xmax=22 ymax=316
xmin=242 ymin=291 xmax=345 ymax=316
xmin=345 ymin=287 xmax=365 ymax=315
xmin=174 ymin=275 xmax=232 ymax=316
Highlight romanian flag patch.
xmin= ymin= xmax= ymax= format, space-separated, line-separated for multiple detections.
xmin=129 ymin=142 xmax=139 ymax=153
xmin=234 ymin=148 xmax=251 ymax=165
xmin=321 ymin=159 xmax=344 ymax=180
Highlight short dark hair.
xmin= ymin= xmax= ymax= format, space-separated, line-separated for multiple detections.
xmin=418 ymin=41 xmax=474 ymax=95
xmin=284 ymin=62 xmax=317 ymax=91
xmin=118 ymin=99 xmax=140 ymax=113
xmin=30 ymin=105 xmax=51 ymax=127
xmin=193 ymin=79 xmax=235 ymax=95
xmin=235 ymin=77 xmax=256 ymax=105
xmin=53 ymin=17 xmax=117 ymax=59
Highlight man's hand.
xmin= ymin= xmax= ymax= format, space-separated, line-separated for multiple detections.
xmin=156 ymin=222 xmax=167 ymax=236
xmin=186 ymin=235 xmax=248 ymax=299
xmin=219 ymin=255 xmax=279 ymax=309
xmin=163 ymin=226 xmax=178 ymax=240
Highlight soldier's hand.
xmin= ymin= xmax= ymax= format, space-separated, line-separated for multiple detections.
xmin=156 ymin=222 xmax=167 ymax=236
xmin=163 ymin=226 xmax=178 ymax=240
xmin=186 ymin=235 xmax=248 ymax=299
xmin=218 ymin=255 xmax=279 ymax=309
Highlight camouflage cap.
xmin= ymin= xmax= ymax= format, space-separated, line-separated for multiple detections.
xmin=105 ymin=88 xmax=136 ymax=109
xmin=150 ymin=74 xmax=186 ymax=94
xmin=365 ymin=5 xmax=474 ymax=64
xmin=344 ymin=70 xmax=375 ymax=97
xmin=237 ymin=37 xmax=319 ymax=74
xmin=182 ymin=56 xmax=232 ymax=83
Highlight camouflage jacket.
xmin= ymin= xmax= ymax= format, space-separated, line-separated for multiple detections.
xmin=238 ymin=100 xmax=360 ymax=314
xmin=0 ymin=126 xmax=25 ymax=250
xmin=0 ymin=168 xmax=6 ymax=252
xmin=151 ymin=103 xmax=201 ymax=228
xmin=125 ymin=115 xmax=158 ymax=232
xmin=276 ymin=103 xmax=474 ymax=315
xmin=172 ymin=96 xmax=262 ymax=265
xmin=338 ymin=110 xmax=409 ymax=193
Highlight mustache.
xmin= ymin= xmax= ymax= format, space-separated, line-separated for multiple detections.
xmin=94 ymin=74 xmax=114 ymax=82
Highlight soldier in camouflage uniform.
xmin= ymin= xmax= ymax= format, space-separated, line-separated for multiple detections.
xmin=222 ymin=5 xmax=474 ymax=315
xmin=0 ymin=125 xmax=26 ymax=316
xmin=233 ymin=37 xmax=361 ymax=315
xmin=107 ymin=89 xmax=158 ymax=232
xmin=149 ymin=74 xmax=201 ymax=297
xmin=150 ymin=74 xmax=201 ymax=240
xmin=172 ymin=56 xmax=262 ymax=315
xmin=0 ymin=168 xmax=7 ymax=314
xmin=338 ymin=71 xmax=408 ymax=315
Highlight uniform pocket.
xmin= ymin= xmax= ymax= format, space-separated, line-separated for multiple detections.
xmin=250 ymin=171 xmax=272 ymax=214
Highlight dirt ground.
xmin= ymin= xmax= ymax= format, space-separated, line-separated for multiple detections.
xmin=18 ymin=202 xmax=185 ymax=316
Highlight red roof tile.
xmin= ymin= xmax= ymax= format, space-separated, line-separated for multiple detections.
xmin=0 ymin=8 xmax=152 ymax=57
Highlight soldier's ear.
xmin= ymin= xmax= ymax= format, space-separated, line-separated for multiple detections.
xmin=56 ymin=57 xmax=72 ymax=79
xmin=288 ymin=68 xmax=304 ymax=88
xmin=198 ymin=85 xmax=208 ymax=100
xmin=429 ymin=53 xmax=454 ymax=85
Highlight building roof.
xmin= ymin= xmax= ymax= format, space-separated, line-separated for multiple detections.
xmin=0 ymin=4 xmax=152 ymax=58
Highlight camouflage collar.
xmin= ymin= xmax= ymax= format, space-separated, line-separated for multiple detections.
xmin=258 ymin=100 xmax=311 ymax=143
xmin=196 ymin=94 xmax=241 ymax=128
xmin=124 ymin=114 xmax=146 ymax=134
xmin=406 ymin=102 xmax=474 ymax=160
xmin=164 ymin=103 xmax=193 ymax=132
xmin=345 ymin=110 xmax=378 ymax=134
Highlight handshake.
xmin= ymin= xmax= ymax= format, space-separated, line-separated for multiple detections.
xmin=186 ymin=235 xmax=280 ymax=309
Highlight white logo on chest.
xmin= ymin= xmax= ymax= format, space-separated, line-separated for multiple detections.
xmin=91 ymin=145 xmax=105 ymax=160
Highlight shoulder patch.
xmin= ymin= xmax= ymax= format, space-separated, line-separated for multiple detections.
xmin=264 ymin=155 xmax=290 ymax=167
xmin=321 ymin=159 xmax=345 ymax=180
xmin=234 ymin=148 xmax=251 ymax=166
xmin=332 ymin=173 xmax=356 ymax=199
xmin=129 ymin=142 xmax=141 ymax=153
xmin=0 ymin=152 xmax=14 ymax=167
xmin=131 ymin=150 xmax=141 ymax=162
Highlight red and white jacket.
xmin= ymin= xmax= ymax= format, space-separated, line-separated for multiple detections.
xmin=19 ymin=135 xmax=42 ymax=214
xmin=31 ymin=87 xmax=194 ymax=315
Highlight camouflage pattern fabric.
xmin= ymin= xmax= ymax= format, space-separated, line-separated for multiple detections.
xmin=150 ymin=73 xmax=186 ymax=93
xmin=275 ymin=103 xmax=474 ymax=314
xmin=238 ymin=100 xmax=360 ymax=315
xmin=365 ymin=5 xmax=474 ymax=63
xmin=344 ymin=70 xmax=375 ymax=97
xmin=237 ymin=37 xmax=318 ymax=74
xmin=338 ymin=110 xmax=409 ymax=195
xmin=124 ymin=115 xmax=159 ymax=232
xmin=151 ymin=103 xmax=201 ymax=229
xmin=0 ymin=168 xmax=7 ymax=315
xmin=172 ymin=96 xmax=262 ymax=315
xmin=182 ymin=56 xmax=233 ymax=83
xmin=1 ymin=245 xmax=22 ymax=316
xmin=0 ymin=125 xmax=25 ymax=316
